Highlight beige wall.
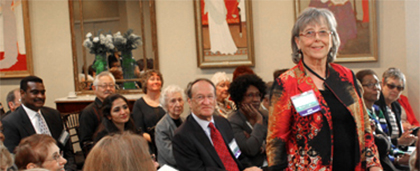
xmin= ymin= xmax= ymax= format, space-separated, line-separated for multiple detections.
xmin=0 ymin=0 xmax=418 ymax=122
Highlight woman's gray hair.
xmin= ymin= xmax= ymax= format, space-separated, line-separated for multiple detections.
xmin=160 ymin=85 xmax=185 ymax=110
xmin=93 ymin=71 xmax=115 ymax=86
xmin=382 ymin=67 xmax=406 ymax=87
xmin=211 ymin=72 xmax=230 ymax=86
xmin=291 ymin=7 xmax=341 ymax=64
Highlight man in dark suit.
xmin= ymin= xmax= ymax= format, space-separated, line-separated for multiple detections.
xmin=2 ymin=76 xmax=76 ymax=171
xmin=172 ymin=78 xmax=261 ymax=171
xmin=78 ymin=71 xmax=116 ymax=154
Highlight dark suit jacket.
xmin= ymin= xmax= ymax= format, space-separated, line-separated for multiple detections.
xmin=173 ymin=114 xmax=243 ymax=171
xmin=375 ymin=92 xmax=403 ymax=146
xmin=78 ymin=97 xmax=102 ymax=153
xmin=228 ymin=110 xmax=267 ymax=168
xmin=2 ymin=106 xmax=76 ymax=171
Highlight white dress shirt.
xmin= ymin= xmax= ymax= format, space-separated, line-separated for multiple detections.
xmin=191 ymin=113 xmax=214 ymax=145
xmin=21 ymin=104 xmax=51 ymax=135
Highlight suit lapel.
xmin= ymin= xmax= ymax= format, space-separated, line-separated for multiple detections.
xmin=188 ymin=115 xmax=225 ymax=168
xmin=18 ymin=107 xmax=36 ymax=135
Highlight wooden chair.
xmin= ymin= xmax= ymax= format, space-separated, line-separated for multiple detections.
xmin=62 ymin=112 xmax=84 ymax=169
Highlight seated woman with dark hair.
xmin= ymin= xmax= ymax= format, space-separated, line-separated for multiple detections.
xmin=14 ymin=134 xmax=67 ymax=171
xmin=84 ymin=132 xmax=156 ymax=171
xmin=228 ymin=74 xmax=268 ymax=168
xmin=93 ymin=94 xmax=138 ymax=142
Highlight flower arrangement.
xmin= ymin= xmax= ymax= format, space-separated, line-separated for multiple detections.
xmin=113 ymin=29 xmax=142 ymax=52
xmin=113 ymin=30 xmax=142 ymax=89
xmin=83 ymin=31 xmax=115 ymax=54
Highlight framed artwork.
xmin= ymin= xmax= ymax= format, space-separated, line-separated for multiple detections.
xmin=194 ymin=0 xmax=254 ymax=68
xmin=0 ymin=0 xmax=33 ymax=78
xmin=295 ymin=0 xmax=378 ymax=62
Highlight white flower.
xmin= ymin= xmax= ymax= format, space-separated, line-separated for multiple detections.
xmin=83 ymin=39 xmax=93 ymax=49
xmin=86 ymin=32 xmax=92 ymax=38
xmin=93 ymin=37 xmax=99 ymax=43
xmin=99 ymin=34 xmax=106 ymax=44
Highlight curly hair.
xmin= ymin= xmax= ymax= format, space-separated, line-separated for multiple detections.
xmin=228 ymin=74 xmax=266 ymax=107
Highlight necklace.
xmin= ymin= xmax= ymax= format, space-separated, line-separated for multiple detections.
xmin=302 ymin=58 xmax=328 ymax=81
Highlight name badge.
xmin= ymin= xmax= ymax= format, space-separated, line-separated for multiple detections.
xmin=58 ymin=130 xmax=70 ymax=146
xmin=291 ymin=90 xmax=321 ymax=117
xmin=229 ymin=140 xmax=241 ymax=159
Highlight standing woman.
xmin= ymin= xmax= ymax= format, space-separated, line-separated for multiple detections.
xmin=94 ymin=94 xmax=137 ymax=142
xmin=266 ymin=8 xmax=381 ymax=170
xmin=211 ymin=72 xmax=235 ymax=118
xmin=132 ymin=70 xmax=166 ymax=155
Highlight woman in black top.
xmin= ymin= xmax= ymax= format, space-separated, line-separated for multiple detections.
xmin=132 ymin=70 xmax=165 ymax=155
xmin=94 ymin=94 xmax=137 ymax=142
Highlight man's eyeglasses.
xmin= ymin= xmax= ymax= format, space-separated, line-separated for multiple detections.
xmin=362 ymin=82 xmax=381 ymax=89
xmin=299 ymin=30 xmax=332 ymax=39
xmin=193 ymin=95 xmax=215 ymax=102
xmin=97 ymin=84 xmax=116 ymax=89
xmin=386 ymin=84 xmax=404 ymax=91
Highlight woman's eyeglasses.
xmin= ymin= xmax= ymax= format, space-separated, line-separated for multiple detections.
xmin=362 ymin=82 xmax=381 ymax=89
xmin=386 ymin=83 xmax=404 ymax=91
xmin=299 ymin=30 xmax=332 ymax=39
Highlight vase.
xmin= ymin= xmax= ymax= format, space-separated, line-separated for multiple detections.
xmin=121 ymin=50 xmax=137 ymax=89
xmin=92 ymin=52 xmax=108 ymax=74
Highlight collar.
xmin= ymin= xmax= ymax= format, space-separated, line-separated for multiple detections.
xmin=191 ymin=112 xmax=214 ymax=130
xmin=21 ymin=104 xmax=41 ymax=120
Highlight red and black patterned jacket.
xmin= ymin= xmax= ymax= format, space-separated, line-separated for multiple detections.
xmin=266 ymin=61 xmax=381 ymax=170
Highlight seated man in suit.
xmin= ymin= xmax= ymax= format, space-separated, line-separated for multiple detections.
xmin=79 ymin=71 xmax=116 ymax=154
xmin=2 ymin=76 xmax=76 ymax=171
xmin=172 ymin=78 xmax=261 ymax=171
xmin=3 ymin=88 xmax=21 ymax=119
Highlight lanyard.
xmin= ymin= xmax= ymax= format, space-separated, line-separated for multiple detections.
xmin=302 ymin=58 xmax=328 ymax=81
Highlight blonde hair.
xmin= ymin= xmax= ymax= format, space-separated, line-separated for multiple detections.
xmin=0 ymin=141 xmax=13 ymax=170
xmin=83 ymin=132 xmax=155 ymax=171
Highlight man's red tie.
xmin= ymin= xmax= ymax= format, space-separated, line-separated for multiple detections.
xmin=208 ymin=122 xmax=239 ymax=171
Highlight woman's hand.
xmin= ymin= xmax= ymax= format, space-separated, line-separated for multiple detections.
xmin=369 ymin=166 xmax=382 ymax=171
xmin=240 ymin=103 xmax=263 ymax=125
xmin=143 ymin=133 xmax=152 ymax=142
xmin=397 ymin=130 xmax=418 ymax=146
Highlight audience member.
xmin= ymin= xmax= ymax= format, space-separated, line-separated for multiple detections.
xmin=93 ymin=94 xmax=137 ymax=142
xmin=108 ymin=53 xmax=123 ymax=80
xmin=132 ymin=70 xmax=165 ymax=156
xmin=211 ymin=72 xmax=235 ymax=118
xmin=272 ymin=68 xmax=289 ymax=80
xmin=0 ymin=120 xmax=4 ymax=142
xmin=83 ymin=132 xmax=156 ymax=171
xmin=398 ymin=94 xmax=420 ymax=131
xmin=356 ymin=69 xmax=404 ymax=170
xmin=14 ymin=134 xmax=67 ymax=171
xmin=266 ymin=8 xmax=381 ymax=170
xmin=172 ymin=78 xmax=261 ymax=171
xmin=260 ymin=81 xmax=272 ymax=113
xmin=3 ymin=88 xmax=21 ymax=119
xmin=228 ymin=74 xmax=268 ymax=168
xmin=78 ymin=73 xmax=94 ymax=90
xmin=79 ymin=71 xmax=116 ymax=155
xmin=2 ymin=76 xmax=76 ymax=170
xmin=0 ymin=141 xmax=13 ymax=171
xmin=375 ymin=68 xmax=418 ymax=148
xmin=409 ymin=131 xmax=420 ymax=170
xmin=155 ymin=85 xmax=185 ymax=168
xmin=232 ymin=65 xmax=255 ymax=81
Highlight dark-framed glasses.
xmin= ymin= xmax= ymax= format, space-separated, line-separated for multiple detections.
xmin=244 ymin=92 xmax=262 ymax=99
xmin=362 ymin=82 xmax=381 ymax=89
xmin=386 ymin=84 xmax=404 ymax=91
xmin=299 ymin=30 xmax=332 ymax=39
